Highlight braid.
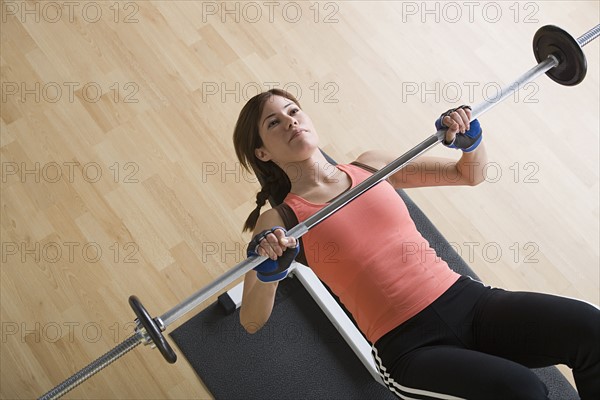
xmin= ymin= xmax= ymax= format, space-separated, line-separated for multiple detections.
xmin=243 ymin=182 xmax=272 ymax=232
xmin=243 ymin=162 xmax=291 ymax=232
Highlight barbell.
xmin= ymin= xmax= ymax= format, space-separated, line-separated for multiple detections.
xmin=39 ymin=23 xmax=600 ymax=399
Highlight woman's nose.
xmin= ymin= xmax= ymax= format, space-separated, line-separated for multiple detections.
xmin=286 ymin=116 xmax=298 ymax=127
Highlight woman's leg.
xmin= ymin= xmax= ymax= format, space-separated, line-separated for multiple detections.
xmin=472 ymin=289 xmax=600 ymax=399
xmin=373 ymin=344 xmax=549 ymax=399
xmin=374 ymin=277 xmax=599 ymax=399
xmin=372 ymin=277 xmax=551 ymax=399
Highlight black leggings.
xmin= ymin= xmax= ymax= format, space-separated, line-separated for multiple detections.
xmin=372 ymin=276 xmax=600 ymax=400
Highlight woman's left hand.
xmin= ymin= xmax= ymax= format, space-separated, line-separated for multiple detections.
xmin=441 ymin=106 xmax=472 ymax=144
xmin=435 ymin=105 xmax=483 ymax=153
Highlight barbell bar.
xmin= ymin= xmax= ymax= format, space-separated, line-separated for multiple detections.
xmin=39 ymin=23 xmax=599 ymax=400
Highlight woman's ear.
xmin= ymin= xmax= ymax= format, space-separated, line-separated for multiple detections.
xmin=255 ymin=147 xmax=271 ymax=162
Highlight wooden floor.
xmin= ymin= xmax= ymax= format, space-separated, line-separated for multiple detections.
xmin=1 ymin=1 xmax=598 ymax=398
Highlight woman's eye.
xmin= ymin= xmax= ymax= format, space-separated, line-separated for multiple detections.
xmin=291 ymin=108 xmax=299 ymax=115
xmin=268 ymin=119 xmax=278 ymax=128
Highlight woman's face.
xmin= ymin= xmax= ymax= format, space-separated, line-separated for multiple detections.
xmin=255 ymin=95 xmax=319 ymax=165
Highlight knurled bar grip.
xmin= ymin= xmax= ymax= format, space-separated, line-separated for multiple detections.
xmin=38 ymin=333 xmax=143 ymax=400
xmin=577 ymin=24 xmax=600 ymax=47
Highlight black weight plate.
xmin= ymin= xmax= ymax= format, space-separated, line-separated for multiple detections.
xmin=533 ymin=25 xmax=587 ymax=86
xmin=129 ymin=295 xmax=177 ymax=364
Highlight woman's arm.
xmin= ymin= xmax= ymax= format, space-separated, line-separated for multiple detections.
xmin=356 ymin=107 xmax=488 ymax=188
xmin=239 ymin=208 xmax=295 ymax=333
xmin=356 ymin=143 xmax=488 ymax=189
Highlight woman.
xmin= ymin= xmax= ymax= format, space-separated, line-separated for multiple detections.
xmin=232 ymin=88 xmax=599 ymax=399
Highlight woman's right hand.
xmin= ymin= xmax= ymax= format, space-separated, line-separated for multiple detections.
xmin=248 ymin=227 xmax=299 ymax=283
xmin=251 ymin=227 xmax=298 ymax=260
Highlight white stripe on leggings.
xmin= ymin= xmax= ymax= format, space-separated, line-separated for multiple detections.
xmin=371 ymin=345 xmax=465 ymax=400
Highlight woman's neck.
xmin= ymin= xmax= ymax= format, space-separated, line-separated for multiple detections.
xmin=281 ymin=151 xmax=351 ymax=203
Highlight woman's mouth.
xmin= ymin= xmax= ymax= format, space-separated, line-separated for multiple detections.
xmin=289 ymin=129 xmax=306 ymax=142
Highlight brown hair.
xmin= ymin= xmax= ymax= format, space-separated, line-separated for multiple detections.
xmin=233 ymin=88 xmax=301 ymax=232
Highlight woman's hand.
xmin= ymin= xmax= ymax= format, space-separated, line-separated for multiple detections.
xmin=441 ymin=106 xmax=472 ymax=144
xmin=435 ymin=105 xmax=482 ymax=153
xmin=252 ymin=227 xmax=298 ymax=260
xmin=247 ymin=227 xmax=299 ymax=283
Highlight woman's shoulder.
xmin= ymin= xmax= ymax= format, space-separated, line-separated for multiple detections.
xmin=255 ymin=208 xmax=286 ymax=232
xmin=353 ymin=150 xmax=396 ymax=171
